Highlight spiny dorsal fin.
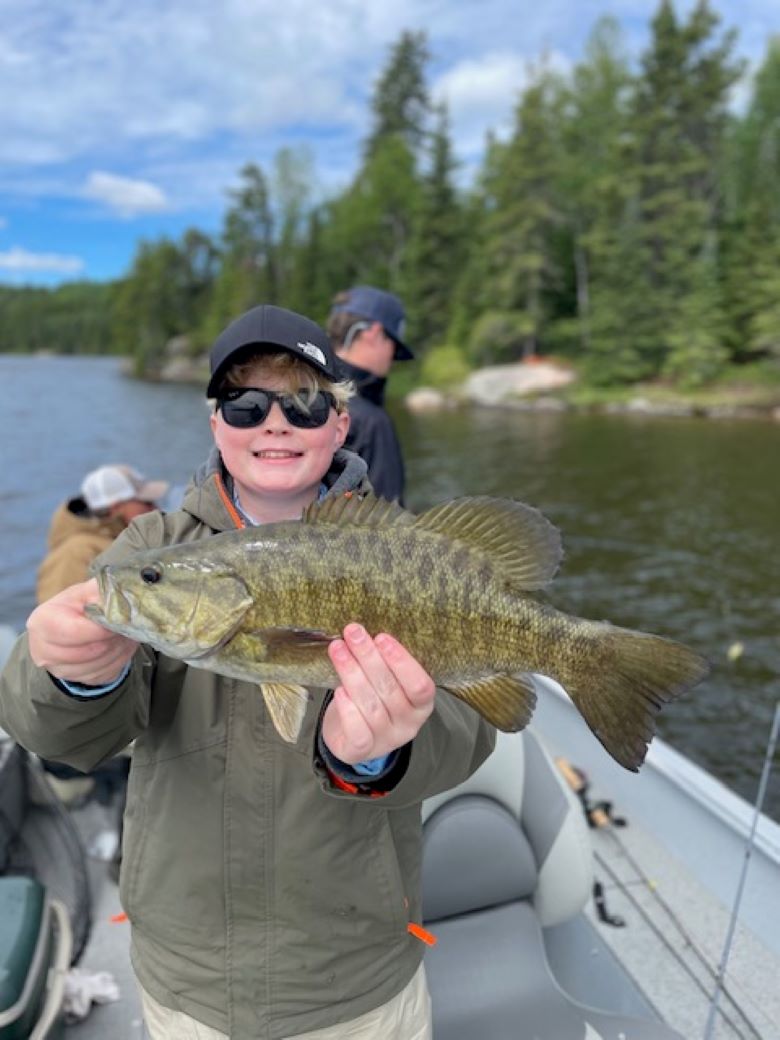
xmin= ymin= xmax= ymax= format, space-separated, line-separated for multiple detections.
xmin=303 ymin=492 xmax=416 ymax=528
xmin=414 ymin=497 xmax=563 ymax=590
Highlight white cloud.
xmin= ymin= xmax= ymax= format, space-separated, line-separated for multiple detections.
xmin=434 ymin=49 xmax=571 ymax=161
xmin=84 ymin=171 xmax=169 ymax=217
xmin=0 ymin=0 xmax=377 ymax=167
xmin=434 ymin=53 xmax=527 ymax=158
xmin=0 ymin=247 xmax=84 ymax=274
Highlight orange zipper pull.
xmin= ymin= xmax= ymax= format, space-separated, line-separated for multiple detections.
xmin=407 ymin=922 xmax=437 ymax=946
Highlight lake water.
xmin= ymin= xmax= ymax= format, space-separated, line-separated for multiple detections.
xmin=1 ymin=354 xmax=778 ymax=820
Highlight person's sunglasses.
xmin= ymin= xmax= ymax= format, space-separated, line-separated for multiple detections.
xmin=218 ymin=387 xmax=337 ymax=429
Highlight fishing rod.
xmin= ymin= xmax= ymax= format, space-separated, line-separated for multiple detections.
xmin=592 ymin=847 xmax=757 ymax=1040
xmin=702 ymin=700 xmax=780 ymax=1040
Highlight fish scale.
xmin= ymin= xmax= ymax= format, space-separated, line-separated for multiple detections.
xmin=87 ymin=493 xmax=709 ymax=772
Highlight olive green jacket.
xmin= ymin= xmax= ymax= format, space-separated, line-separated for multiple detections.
xmin=0 ymin=449 xmax=495 ymax=1040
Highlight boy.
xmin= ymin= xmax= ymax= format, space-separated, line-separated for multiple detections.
xmin=0 ymin=304 xmax=495 ymax=1040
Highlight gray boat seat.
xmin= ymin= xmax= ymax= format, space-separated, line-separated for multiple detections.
xmin=422 ymin=729 xmax=684 ymax=1040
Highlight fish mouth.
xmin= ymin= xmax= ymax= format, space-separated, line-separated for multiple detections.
xmin=85 ymin=569 xmax=135 ymax=634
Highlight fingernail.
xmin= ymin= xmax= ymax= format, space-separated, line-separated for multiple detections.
xmin=375 ymin=633 xmax=395 ymax=653
xmin=346 ymin=624 xmax=365 ymax=643
xmin=330 ymin=640 xmax=348 ymax=661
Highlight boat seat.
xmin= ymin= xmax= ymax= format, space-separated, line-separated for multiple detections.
xmin=422 ymin=728 xmax=684 ymax=1040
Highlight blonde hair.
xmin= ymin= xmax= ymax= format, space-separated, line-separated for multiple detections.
xmin=216 ymin=349 xmax=354 ymax=412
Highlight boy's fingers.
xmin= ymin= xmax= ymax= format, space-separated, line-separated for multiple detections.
xmin=328 ymin=687 xmax=375 ymax=761
xmin=373 ymin=633 xmax=436 ymax=711
xmin=328 ymin=634 xmax=393 ymax=728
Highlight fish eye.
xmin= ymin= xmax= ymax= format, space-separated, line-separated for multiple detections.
xmin=140 ymin=565 xmax=163 ymax=585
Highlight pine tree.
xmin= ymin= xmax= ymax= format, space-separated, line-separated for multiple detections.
xmin=560 ymin=18 xmax=647 ymax=380
xmin=365 ymin=31 xmax=430 ymax=158
xmin=404 ymin=103 xmax=464 ymax=352
xmin=475 ymin=66 xmax=567 ymax=361
xmin=632 ymin=0 xmax=741 ymax=381
xmin=201 ymin=163 xmax=277 ymax=341
xmin=722 ymin=39 xmax=780 ymax=361
xmin=321 ymin=31 xmax=429 ymax=297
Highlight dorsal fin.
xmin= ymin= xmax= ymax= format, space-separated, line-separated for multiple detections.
xmin=303 ymin=492 xmax=416 ymax=528
xmin=414 ymin=497 xmax=563 ymax=590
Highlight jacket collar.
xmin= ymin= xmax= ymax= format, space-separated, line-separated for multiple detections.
xmin=338 ymin=359 xmax=388 ymax=406
xmin=182 ymin=447 xmax=369 ymax=531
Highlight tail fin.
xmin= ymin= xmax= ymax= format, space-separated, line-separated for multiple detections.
xmin=562 ymin=624 xmax=709 ymax=772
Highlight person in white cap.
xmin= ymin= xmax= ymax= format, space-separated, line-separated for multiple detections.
xmin=36 ymin=464 xmax=169 ymax=604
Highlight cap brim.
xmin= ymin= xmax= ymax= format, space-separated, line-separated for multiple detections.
xmin=136 ymin=480 xmax=170 ymax=503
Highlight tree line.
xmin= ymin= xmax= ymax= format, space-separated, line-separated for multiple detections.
xmin=2 ymin=0 xmax=780 ymax=390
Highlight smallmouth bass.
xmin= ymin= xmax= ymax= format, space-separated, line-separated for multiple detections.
xmin=86 ymin=493 xmax=709 ymax=771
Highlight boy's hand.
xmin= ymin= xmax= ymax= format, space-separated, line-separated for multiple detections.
xmin=321 ymin=623 xmax=435 ymax=765
xmin=27 ymin=579 xmax=139 ymax=687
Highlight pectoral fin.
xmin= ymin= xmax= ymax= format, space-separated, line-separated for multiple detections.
xmin=261 ymin=682 xmax=311 ymax=743
xmin=252 ymin=627 xmax=337 ymax=665
xmin=441 ymin=673 xmax=537 ymax=732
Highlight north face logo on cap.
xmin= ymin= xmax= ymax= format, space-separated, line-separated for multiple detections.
xmin=298 ymin=341 xmax=327 ymax=366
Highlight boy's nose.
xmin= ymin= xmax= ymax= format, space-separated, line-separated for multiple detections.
xmin=261 ymin=401 xmax=290 ymax=430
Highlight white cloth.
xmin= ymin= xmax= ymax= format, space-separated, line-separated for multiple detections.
xmin=140 ymin=963 xmax=432 ymax=1039
xmin=63 ymin=967 xmax=120 ymax=1023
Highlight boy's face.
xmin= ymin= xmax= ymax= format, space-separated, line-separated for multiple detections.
xmin=210 ymin=361 xmax=349 ymax=516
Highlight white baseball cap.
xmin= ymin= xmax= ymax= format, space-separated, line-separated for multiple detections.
xmin=81 ymin=465 xmax=169 ymax=512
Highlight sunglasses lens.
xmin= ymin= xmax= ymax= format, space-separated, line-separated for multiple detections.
xmin=220 ymin=390 xmax=271 ymax=427
xmin=219 ymin=389 xmax=334 ymax=429
xmin=282 ymin=389 xmax=332 ymax=428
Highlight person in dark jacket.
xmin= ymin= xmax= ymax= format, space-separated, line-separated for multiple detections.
xmin=327 ymin=285 xmax=413 ymax=502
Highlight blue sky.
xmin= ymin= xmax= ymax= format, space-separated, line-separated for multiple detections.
xmin=0 ymin=0 xmax=776 ymax=287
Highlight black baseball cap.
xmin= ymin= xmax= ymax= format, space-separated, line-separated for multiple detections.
xmin=330 ymin=285 xmax=414 ymax=360
xmin=207 ymin=304 xmax=342 ymax=398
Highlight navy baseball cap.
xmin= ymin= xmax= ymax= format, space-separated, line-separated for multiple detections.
xmin=330 ymin=285 xmax=414 ymax=360
xmin=207 ymin=304 xmax=342 ymax=398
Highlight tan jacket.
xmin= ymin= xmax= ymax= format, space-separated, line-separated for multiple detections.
xmin=0 ymin=450 xmax=495 ymax=1040
xmin=36 ymin=499 xmax=127 ymax=603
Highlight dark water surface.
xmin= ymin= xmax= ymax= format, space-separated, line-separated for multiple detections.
xmin=2 ymin=355 xmax=778 ymax=819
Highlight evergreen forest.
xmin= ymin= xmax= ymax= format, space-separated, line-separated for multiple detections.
xmin=3 ymin=0 xmax=780 ymax=393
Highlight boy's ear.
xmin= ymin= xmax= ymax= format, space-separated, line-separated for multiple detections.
xmin=334 ymin=408 xmax=350 ymax=450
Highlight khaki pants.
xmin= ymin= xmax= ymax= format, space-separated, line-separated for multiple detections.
xmin=140 ymin=963 xmax=432 ymax=1039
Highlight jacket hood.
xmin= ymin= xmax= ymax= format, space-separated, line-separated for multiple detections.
xmin=182 ymin=447 xmax=369 ymax=530
xmin=338 ymin=359 xmax=388 ymax=407
xmin=46 ymin=497 xmax=127 ymax=551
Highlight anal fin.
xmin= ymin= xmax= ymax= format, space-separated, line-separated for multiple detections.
xmin=441 ymin=673 xmax=537 ymax=732
xmin=261 ymin=682 xmax=310 ymax=743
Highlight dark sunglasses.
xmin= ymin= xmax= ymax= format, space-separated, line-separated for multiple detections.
xmin=218 ymin=387 xmax=337 ymax=429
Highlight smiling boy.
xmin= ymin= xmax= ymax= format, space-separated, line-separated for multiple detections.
xmin=0 ymin=304 xmax=495 ymax=1040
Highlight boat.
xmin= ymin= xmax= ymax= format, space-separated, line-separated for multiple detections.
xmin=1 ymin=622 xmax=778 ymax=1039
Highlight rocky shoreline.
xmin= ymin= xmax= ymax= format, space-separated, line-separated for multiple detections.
xmin=405 ymin=360 xmax=780 ymax=422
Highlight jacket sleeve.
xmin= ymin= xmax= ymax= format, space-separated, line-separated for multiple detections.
xmin=0 ymin=517 xmax=166 ymax=773
xmin=314 ymin=692 xmax=496 ymax=808
xmin=36 ymin=537 xmax=98 ymax=604
xmin=0 ymin=635 xmax=154 ymax=772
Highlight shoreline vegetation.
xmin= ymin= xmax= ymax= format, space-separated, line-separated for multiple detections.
xmin=135 ymin=348 xmax=780 ymax=422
